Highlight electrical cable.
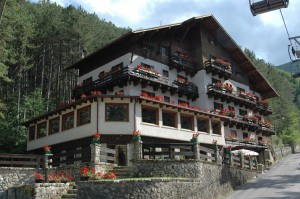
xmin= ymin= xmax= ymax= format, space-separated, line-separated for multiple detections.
xmin=280 ymin=9 xmax=292 ymax=46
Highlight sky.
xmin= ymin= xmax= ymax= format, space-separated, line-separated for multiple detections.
xmin=32 ymin=0 xmax=300 ymax=66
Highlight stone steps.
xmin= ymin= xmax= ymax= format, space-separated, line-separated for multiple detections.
xmin=61 ymin=184 xmax=77 ymax=199
xmin=112 ymin=166 xmax=132 ymax=179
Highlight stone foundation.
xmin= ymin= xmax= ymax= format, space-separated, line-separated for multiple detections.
xmin=77 ymin=160 xmax=257 ymax=199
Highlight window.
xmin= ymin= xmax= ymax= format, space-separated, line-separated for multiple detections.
xmin=237 ymin=87 xmax=245 ymax=93
xmin=141 ymin=90 xmax=155 ymax=98
xmin=230 ymin=130 xmax=237 ymax=138
xmin=28 ymin=126 xmax=36 ymax=141
xmin=77 ymin=106 xmax=91 ymax=126
xmin=163 ymin=70 xmax=169 ymax=77
xmin=142 ymin=106 xmax=158 ymax=125
xmin=141 ymin=62 xmax=153 ymax=69
xmin=164 ymin=96 xmax=170 ymax=103
xmin=62 ymin=112 xmax=74 ymax=131
xmin=228 ymin=106 xmax=235 ymax=111
xmin=212 ymin=78 xmax=221 ymax=84
xmin=49 ymin=117 xmax=60 ymax=135
xmin=197 ymin=118 xmax=209 ymax=133
xmin=111 ymin=63 xmax=123 ymax=72
xmin=160 ymin=46 xmax=169 ymax=56
xmin=177 ymin=74 xmax=187 ymax=81
xmin=105 ymin=103 xmax=129 ymax=122
xmin=37 ymin=122 xmax=47 ymax=138
xmin=243 ymin=132 xmax=248 ymax=139
xmin=211 ymin=120 xmax=221 ymax=135
xmin=239 ymin=109 xmax=247 ymax=116
xmin=258 ymin=136 xmax=262 ymax=141
xmin=214 ymin=102 xmax=223 ymax=110
xmin=181 ymin=114 xmax=194 ymax=130
xmin=162 ymin=110 xmax=177 ymax=128
xmin=83 ymin=77 xmax=92 ymax=85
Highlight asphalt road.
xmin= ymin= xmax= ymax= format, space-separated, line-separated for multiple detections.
xmin=226 ymin=153 xmax=300 ymax=199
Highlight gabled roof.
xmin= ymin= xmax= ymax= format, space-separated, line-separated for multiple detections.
xmin=66 ymin=15 xmax=278 ymax=99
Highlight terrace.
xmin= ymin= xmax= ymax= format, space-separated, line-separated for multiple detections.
xmin=72 ymin=66 xmax=199 ymax=100
xmin=169 ymin=51 xmax=198 ymax=76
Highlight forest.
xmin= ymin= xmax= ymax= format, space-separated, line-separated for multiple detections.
xmin=0 ymin=0 xmax=299 ymax=153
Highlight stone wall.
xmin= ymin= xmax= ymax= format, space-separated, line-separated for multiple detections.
xmin=77 ymin=160 xmax=257 ymax=199
xmin=0 ymin=167 xmax=37 ymax=199
xmin=7 ymin=183 xmax=69 ymax=199
xmin=274 ymin=146 xmax=292 ymax=160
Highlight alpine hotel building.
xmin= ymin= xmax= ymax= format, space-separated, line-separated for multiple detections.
xmin=23 ymin=15 xmax=277 ymax=166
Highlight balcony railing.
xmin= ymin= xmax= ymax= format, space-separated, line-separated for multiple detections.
xmin=204 ymin=58 xmax=232 ymax=79
xmin=72 ymin=66 xmax=199 ymax=100
xmin=173 ymin=80 xmax=199 ymax=100
xmin=169 ymin=51 xmax=198 ymax=76
xmin=207 ymin=83 xmax=272 ymax=115
xmin=207 ymin=84 xmax=257 ymax=109
xmin=223 ymin=115 xmax=275 ymax=135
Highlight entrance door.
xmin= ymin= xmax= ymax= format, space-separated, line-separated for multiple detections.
xmin=116 ymin=145 xmax=127 ymax=166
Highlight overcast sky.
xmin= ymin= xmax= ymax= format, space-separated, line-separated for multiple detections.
xmin=32 ymin=0 xmax=300 ymax=66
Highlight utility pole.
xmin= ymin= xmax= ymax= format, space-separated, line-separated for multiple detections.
xmin=0 ymin=0 xmax=7 ymax=23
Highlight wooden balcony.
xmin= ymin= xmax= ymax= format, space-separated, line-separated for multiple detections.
xmin=72 ymin=66 xmax=199 ymax=100
xmin=203 ymin=58 xmax=232 ymax=79
xmin=173 ymin=80 xmax=199 ymax=100
xmin=224 ymin=115 xmax=275 ymax=135
xmin=206 ymin=84 xmax=257 ymax=109
xmin=254 ymin=103 xmax=272 ymax=116
xmin=169 ymin=52 xmax=198 ymax=76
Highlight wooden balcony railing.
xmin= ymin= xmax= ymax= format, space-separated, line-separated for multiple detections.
xmin=207 ymin=84 xmax=257 ymax=109
xmin=207 ymin=83 xmax=272 ymax=115
xmin=223 ymin=115 xmax=275 ymax=135
xmin=169 ymin=51 xmax=198 ymax=76
xmin=72 ymin=66 xmax=199 ymax=100
xmin=204 ymin=58 xmax=232 ymax=79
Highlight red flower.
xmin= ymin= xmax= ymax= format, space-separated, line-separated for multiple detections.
xmin=94 ymin=132 xmax=101 ymax=139
xmin=43 ymin=145 xmax=51 ymax=151
xmin=81 ymin=167 xmax=89 ymax=175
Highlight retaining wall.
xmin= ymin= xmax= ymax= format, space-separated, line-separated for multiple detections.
xmin=77 ymin=160 xmax=257 ymax=199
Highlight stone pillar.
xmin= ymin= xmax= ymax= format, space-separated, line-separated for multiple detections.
xmin=229 ymin=153 xmax=234 ymax=167
xmin=194 ymin=143 xmax=200 ymax=160
xmin=133 ymin=140 xmax=142 ymax=161
xmin=90 ymin=143 xmax=101 ymax=164
xmin=127 ymin=143 xmax=134 ymax=166
xmin=214 ymin=148 xmax=221 ymax=164
xmin=43 ymin=154 xmax=52 ymax=182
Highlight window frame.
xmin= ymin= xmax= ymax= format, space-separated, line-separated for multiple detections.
xmin=77 ymin=105 xmax=91 ymax=126
xmin=37 ymin=121 xmax=47 ymax=139
xmin=105 ymin=103 xmax=129 ymax=122
xmin=162 ymin=109 xmax=178 ymax=128
xmin=180 ymin=113 xmax=194 ymax=131
xmin=197 ymin=117 xmax=209 ymax=133
xmin=211 ymin=120 xmax=221 ymax=135
xmin=48 ymin=117 xmax=60 ymax=135
xmin=141 ymin=105 xmax=159 ymax=125
xmin=28 ymin=125 xmax=36 ymax=141
xmin=62 ymin=111 xmax=75 ymax=131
